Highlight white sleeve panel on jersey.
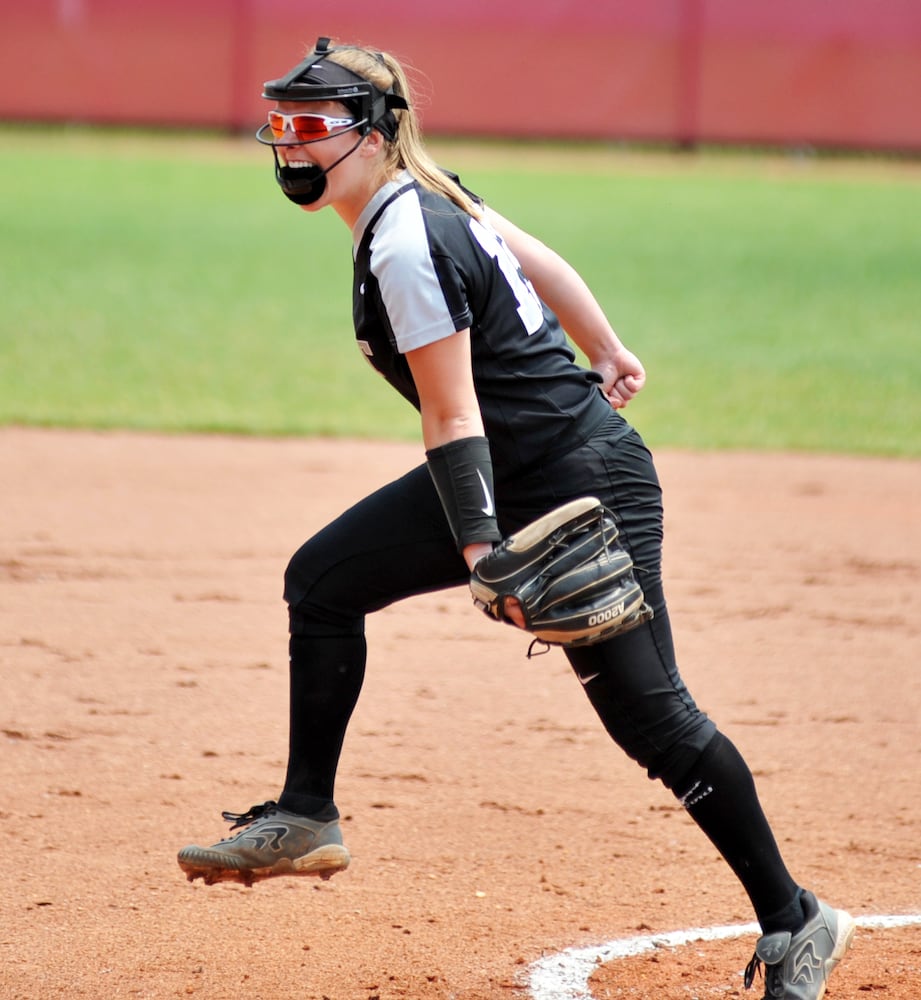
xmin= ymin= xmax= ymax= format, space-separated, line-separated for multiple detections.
xmin=368 ymin=191 xmax=471 ymax=354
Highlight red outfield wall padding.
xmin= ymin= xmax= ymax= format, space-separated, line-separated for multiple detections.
xmin=1 ymin=0 xmax=919 ymax=151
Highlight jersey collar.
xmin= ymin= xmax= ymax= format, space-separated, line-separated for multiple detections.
xmin=352 ymin=170 xmax=414 ymax=255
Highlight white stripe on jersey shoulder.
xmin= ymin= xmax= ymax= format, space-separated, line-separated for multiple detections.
xmin=365 ymin=185 xmax=464 ymax=354
xmin=351 ymin=173 xmax=412 ymax=257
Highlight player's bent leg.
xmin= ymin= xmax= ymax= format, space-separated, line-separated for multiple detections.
xmin=178 ymin=465 xmax=465 ymax=887
xmin=565 ymin=612 xmax=802 ymax=927
xmin=567 ymin=624 xmax=855 ymax=996
xmin=276 ymin=464 xmax=467 ymax=818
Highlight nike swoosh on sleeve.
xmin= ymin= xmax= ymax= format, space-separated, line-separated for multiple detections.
xmin=476 ymin=469 xmax=495 ymax=517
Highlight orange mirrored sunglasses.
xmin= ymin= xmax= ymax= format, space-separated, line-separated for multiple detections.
xmin=266 ymin=111 xmax=357 ymax=142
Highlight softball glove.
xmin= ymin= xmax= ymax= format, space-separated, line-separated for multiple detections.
xmin=469 ymin=496 xmax=653 ymax=647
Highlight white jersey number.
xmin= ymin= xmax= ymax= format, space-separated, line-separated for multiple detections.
xmin=469 ymin=218 xmax=544 ymax=335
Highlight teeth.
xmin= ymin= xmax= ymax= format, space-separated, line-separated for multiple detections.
xmin=286 ymin=160 xmax=316 ymax=169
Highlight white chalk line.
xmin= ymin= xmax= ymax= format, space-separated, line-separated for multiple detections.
xmin=528 ymin=912 xmax=921 ymax=1000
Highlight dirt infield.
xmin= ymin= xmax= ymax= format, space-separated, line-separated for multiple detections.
xmin=2 ymin=428 xmax=919 ymax=1000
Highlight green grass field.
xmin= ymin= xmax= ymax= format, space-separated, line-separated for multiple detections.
xmin=2 ymin=126 xmax=919 ymax=456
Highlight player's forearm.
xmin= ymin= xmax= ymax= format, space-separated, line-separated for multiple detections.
xmin=406 ymin=332 xmax=500 ymax=553
xmin=419 ymin=409 xmax=485 ymax=450
xmin=534 ymin=263 xmax=625 ymax=366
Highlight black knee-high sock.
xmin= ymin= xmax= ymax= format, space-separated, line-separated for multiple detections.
xmin=277 ymin=633 xmax=366 ymax=818
xmin=673 ymin=732 xmax=805 ymax=934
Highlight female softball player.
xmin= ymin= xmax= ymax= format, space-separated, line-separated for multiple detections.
xmin=178 ymin=37 xmax=854 ymax=999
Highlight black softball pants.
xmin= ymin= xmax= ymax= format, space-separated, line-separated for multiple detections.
xmin=282 ymin=413 xmax=714 ymax=790
xmin=280 ymin=413 xmax=802 ymax=932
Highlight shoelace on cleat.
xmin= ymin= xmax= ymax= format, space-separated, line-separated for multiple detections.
xmin=743 ymin=953 xmax=784 ymax=997
xmin=221 ymin=801 xmax=279 ymax=831
xmin=743 ymin=953 xmax=761 ymax=990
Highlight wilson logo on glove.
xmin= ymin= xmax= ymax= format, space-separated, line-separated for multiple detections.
xmin=469 ymin=496 xmax=653 ymax=647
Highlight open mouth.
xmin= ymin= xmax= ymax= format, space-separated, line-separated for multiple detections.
xmin=281 ymin=157 xmax=319 ymax=169
xmin=276 ymin=158 xmax=327 ymax=204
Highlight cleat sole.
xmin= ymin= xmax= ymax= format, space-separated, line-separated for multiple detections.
xmin=179 ymin=844 xmax=350 ymax=887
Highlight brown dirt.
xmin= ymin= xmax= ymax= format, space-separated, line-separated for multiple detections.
xmin=2 ymin=428 xmax=919 ymax=1000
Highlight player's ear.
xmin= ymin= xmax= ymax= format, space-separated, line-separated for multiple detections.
xmin=360 ymin=128 xmax=385 ymax=156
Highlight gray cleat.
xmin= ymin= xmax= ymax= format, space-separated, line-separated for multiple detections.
xmin=178 ymin=800 xmax=350 ymax=887
xmin=744 ymin=891 xmax=856 ymax=999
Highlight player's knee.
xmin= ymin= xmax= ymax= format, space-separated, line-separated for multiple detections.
xmin=288 ymin=604 xmax=364 ymax=638
xmin=283 ymin=537 xmax=339 ymax=612
xmin=647 ymin=725 xmax=719 ymax=793
xmin=283 ymin=544 xmax=311 ymax=608
xmin=284 ymin=544 xmax=366 ymax=637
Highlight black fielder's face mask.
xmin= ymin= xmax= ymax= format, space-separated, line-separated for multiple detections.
xmin=256 ymin=36 xmax=408 ymax=206
xmin=270 ymin=134 xmax=365 ymax=206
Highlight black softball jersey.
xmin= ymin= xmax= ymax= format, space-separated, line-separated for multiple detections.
xmin=351 ymin=172 xmax=612 ymax=481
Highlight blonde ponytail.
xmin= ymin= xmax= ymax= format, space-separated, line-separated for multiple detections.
xmin=325 ymin=45 xmax=483 ymax=219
